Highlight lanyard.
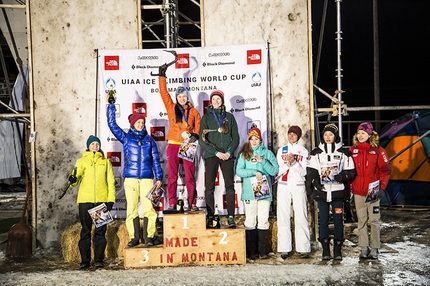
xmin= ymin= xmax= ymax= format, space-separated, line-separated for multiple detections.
xmin=178 ymin=104 xmax=190 ymax=126
xmin=211 ymin=108 xmax=226 ymax=128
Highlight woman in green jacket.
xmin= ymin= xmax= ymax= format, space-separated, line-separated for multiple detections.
xmin=69 ymin=135 xmax=116 ymax=269
xmin=236 ymin=127 xmax=278 ymax=260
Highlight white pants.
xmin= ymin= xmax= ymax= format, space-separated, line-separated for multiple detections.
xmin=276 ymin=182 xmax=311 ymax=253
xmin=243 ymin=199 xmax=271 ymax=230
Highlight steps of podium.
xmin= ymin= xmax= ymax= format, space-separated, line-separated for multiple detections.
xmin=124 ymin=211 xmax=246 ymax=268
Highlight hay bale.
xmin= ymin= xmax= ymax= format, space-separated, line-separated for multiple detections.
xmin=106 ymin=220 xmax=129 ymax=258
xmin=270 ymin=218 xmax=278 ymax=253
xmin=61 ymin=220 xmax=129 ymax=263
xmin=60 ymin=223 xmax=81 ymax=263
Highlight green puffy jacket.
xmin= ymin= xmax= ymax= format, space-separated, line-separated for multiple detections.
xmin=71 ymin=150 xmax=116 ymax=204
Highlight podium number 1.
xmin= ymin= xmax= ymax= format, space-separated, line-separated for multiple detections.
xmin=182 ymin=216 xmax=189 ymax=229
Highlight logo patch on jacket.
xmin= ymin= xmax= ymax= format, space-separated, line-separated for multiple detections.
xmin=333 ymin=155 xmax=341 ymax=160
xmin=373 ymin=206 xmax=380 ymax=214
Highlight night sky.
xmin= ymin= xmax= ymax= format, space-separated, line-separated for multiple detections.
xmin=311 ymin=0 xmax=430 ymax=135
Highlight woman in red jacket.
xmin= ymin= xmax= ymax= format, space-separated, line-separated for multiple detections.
xmin=349 ymin=122 xmax=391 ymax=259
xmin=158 ymin=65 xmax=201 ymax=211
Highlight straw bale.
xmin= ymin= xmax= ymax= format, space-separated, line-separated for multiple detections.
xmin=61 ymin=219 xmax=129 ymax=263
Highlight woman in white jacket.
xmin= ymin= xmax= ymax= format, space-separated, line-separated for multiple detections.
xmin=276 ymin=125 xmax=310 ymax=259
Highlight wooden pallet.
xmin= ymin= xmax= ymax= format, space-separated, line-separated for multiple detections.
xmin=124 ymin=211 xmax=246 ymax=268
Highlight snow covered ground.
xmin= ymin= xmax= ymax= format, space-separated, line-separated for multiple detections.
xmin=1 ymin=190 xmax=429 ymax=285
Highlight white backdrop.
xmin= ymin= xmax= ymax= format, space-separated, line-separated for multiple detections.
xmin=98 ymin=43 xmax=268 ymax=217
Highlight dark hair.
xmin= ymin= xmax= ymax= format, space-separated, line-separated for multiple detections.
xmin=239 ymin=141 xmax=253 ymax=161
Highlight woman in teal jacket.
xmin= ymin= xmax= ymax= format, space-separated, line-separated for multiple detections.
xmin=236 ymin=127 xmax=278 ymax=260
xmin=69 ymin=135 xmax=116 ymax=269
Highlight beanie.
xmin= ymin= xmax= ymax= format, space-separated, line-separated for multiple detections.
xmin=357 ymin=122 xmax=374 ymax=136
xmin=210 ymin=90 xmax=225 ymax=104
xmin=248 ymin=127 xmax=262 ymax=141
xmin=176 ymin=86 xmax=190 ymax=100
xmin=128 ymin=113 xmax=146 ymax=127
xmin=86 ymin=135 xmax=101 ymax=149
xmin=322 ymin=123 xmax=339 ymax=141
xmin=288 ymin=125 xmax=302 ymax=140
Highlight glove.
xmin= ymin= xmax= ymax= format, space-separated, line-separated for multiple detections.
xmin=334 ymin=174 xmax=343 ymax=183
xmin=68 ymin=175 xmax=77 ymax=184
xmin=312 ymin=179 xmax=322 ymax=192
xmin=376 ymin=189 xmax=385 ymax=200
xmin=106 ymin=202 xmax=114 ymax=211
xmin=107 ymin=90 xmax=116 ymax=104
xmin=189 ymin=133 xmax=199 ymax=142
xmin=159 ymin=64 xmax=168 ymax=77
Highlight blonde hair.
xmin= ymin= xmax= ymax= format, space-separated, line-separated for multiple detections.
xmin=352 ymin=130 xmax=379 ymax=147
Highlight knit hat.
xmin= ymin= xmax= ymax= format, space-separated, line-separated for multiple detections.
xmin=176 ymin=86 xmax=190 ymax=100
xmin=357 ymin=122 xmax=373 ymax=136
xmin=86 ymin=135 xmax=101 ymax=149
xmin=288 ymin=125 xmax=302 ymax=140
xmin=128 ymin=113 xmax=146 ymax=127
xmin=248 ymin=127 xmax=262 ymax=141
xmin=210 ymin=90 xmax=225 ymax=104
xmin=322 ymin=123 xmax=339 ymax=141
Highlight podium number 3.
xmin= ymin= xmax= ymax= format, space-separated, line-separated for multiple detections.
xmin=140 ymin=250 xmax=149 ymax=264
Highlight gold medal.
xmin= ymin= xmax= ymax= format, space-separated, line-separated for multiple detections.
xmin=138 ymin=141 xmax=142 ymax=146
xmin=184 ymin=122 xmax=189 ymax=127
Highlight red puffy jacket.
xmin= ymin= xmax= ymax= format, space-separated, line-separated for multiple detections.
xmin=349 ymin=142 xmax=391 ymax=197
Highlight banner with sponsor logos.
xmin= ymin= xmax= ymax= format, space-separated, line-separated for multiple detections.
xmin=98 ymin=43 xmax=268 ymax=218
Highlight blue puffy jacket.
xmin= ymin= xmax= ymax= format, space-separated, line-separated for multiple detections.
xmin=107 ymin=104 xmax=163 ymax=181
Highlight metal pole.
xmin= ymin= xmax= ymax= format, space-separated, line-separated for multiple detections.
xmin=335 ymin=0 xmax=343 ymax=140
xmin=163 ymin=0 xmax=170 ymax=48
xmin=373 ymin=0 xmax=381 ymax=131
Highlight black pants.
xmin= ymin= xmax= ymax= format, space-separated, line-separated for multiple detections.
xmin=204 ymin=156 xmax=236 ymax=216
xmin=78 ymin=203 xmax=107 ymax=264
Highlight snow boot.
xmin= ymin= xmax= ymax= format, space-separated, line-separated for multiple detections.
xmin=359 ymin=247 xmax=369 ymax=258
xmin=127 ymin=217 xmax=140 ymax=247
xmin=333 ymin=238 xmax=344 ymax=260
xmin=368 ymin=248 xmax=379 ymax=259
xmin=246 ymin=229 xmax=258 ymax=260
xmin=319 ymin=237 xmax=331 ymax=260
xmin=257 ymin=229 xmax=269 ymax=259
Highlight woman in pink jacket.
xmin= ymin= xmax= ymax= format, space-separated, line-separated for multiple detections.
xmin=349 ymin=122 xmax=391 ymax=259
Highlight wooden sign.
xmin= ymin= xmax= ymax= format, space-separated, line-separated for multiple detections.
xmin=124 ymin=212 xmax=246 ymax=268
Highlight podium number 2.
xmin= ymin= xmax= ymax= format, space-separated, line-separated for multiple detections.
xmin=219 ymin=231 xmax=228 ymax=244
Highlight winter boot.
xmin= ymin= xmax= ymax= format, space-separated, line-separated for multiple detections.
xmin=257 ymin=229 xmax=269 ymax=259
xmin=141 ymin=217 xmax=148 ymax=244
xmin=246 ymin=229 xmax=258 ymax=260
xmin=127 ymin=217 xmax=140 ymax=247
xmin=333 ymin=238 xmax=344 ymax=260
xmin=319 ymin=237 xmax=331 ymax=260
xmin=359 ymin=247 xmax=369 ymax=258
xmin=368 ymin=248 xmax=379 ymax=259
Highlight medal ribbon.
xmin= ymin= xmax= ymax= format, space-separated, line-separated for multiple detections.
xmin=178 ymin=104 xmax=190 ymax=126
xmin=211 ymin=108 xmax=226 ymax=129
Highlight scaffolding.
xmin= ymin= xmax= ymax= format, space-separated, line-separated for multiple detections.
xmin=312 ymin=0 xmax=430 ymax=146
xmin=141 ymin=0 xmax=201 ymax=49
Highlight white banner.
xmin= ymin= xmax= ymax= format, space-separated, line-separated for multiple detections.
xmin=98 ymin=43 xmax=268 ymax=217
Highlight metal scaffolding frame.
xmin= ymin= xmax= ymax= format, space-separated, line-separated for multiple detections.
xmin=312 ymin=0 xmax=430 ymax=146
xmin=141 ymin=0 xmax=201 ymax=49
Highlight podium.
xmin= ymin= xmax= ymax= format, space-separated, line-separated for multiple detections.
xmin=124 ymin=211 xmax=246 ymax=268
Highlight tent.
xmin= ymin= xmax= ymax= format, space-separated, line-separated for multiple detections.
xmin=379 ymin=110 xmax=430 ymax=206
